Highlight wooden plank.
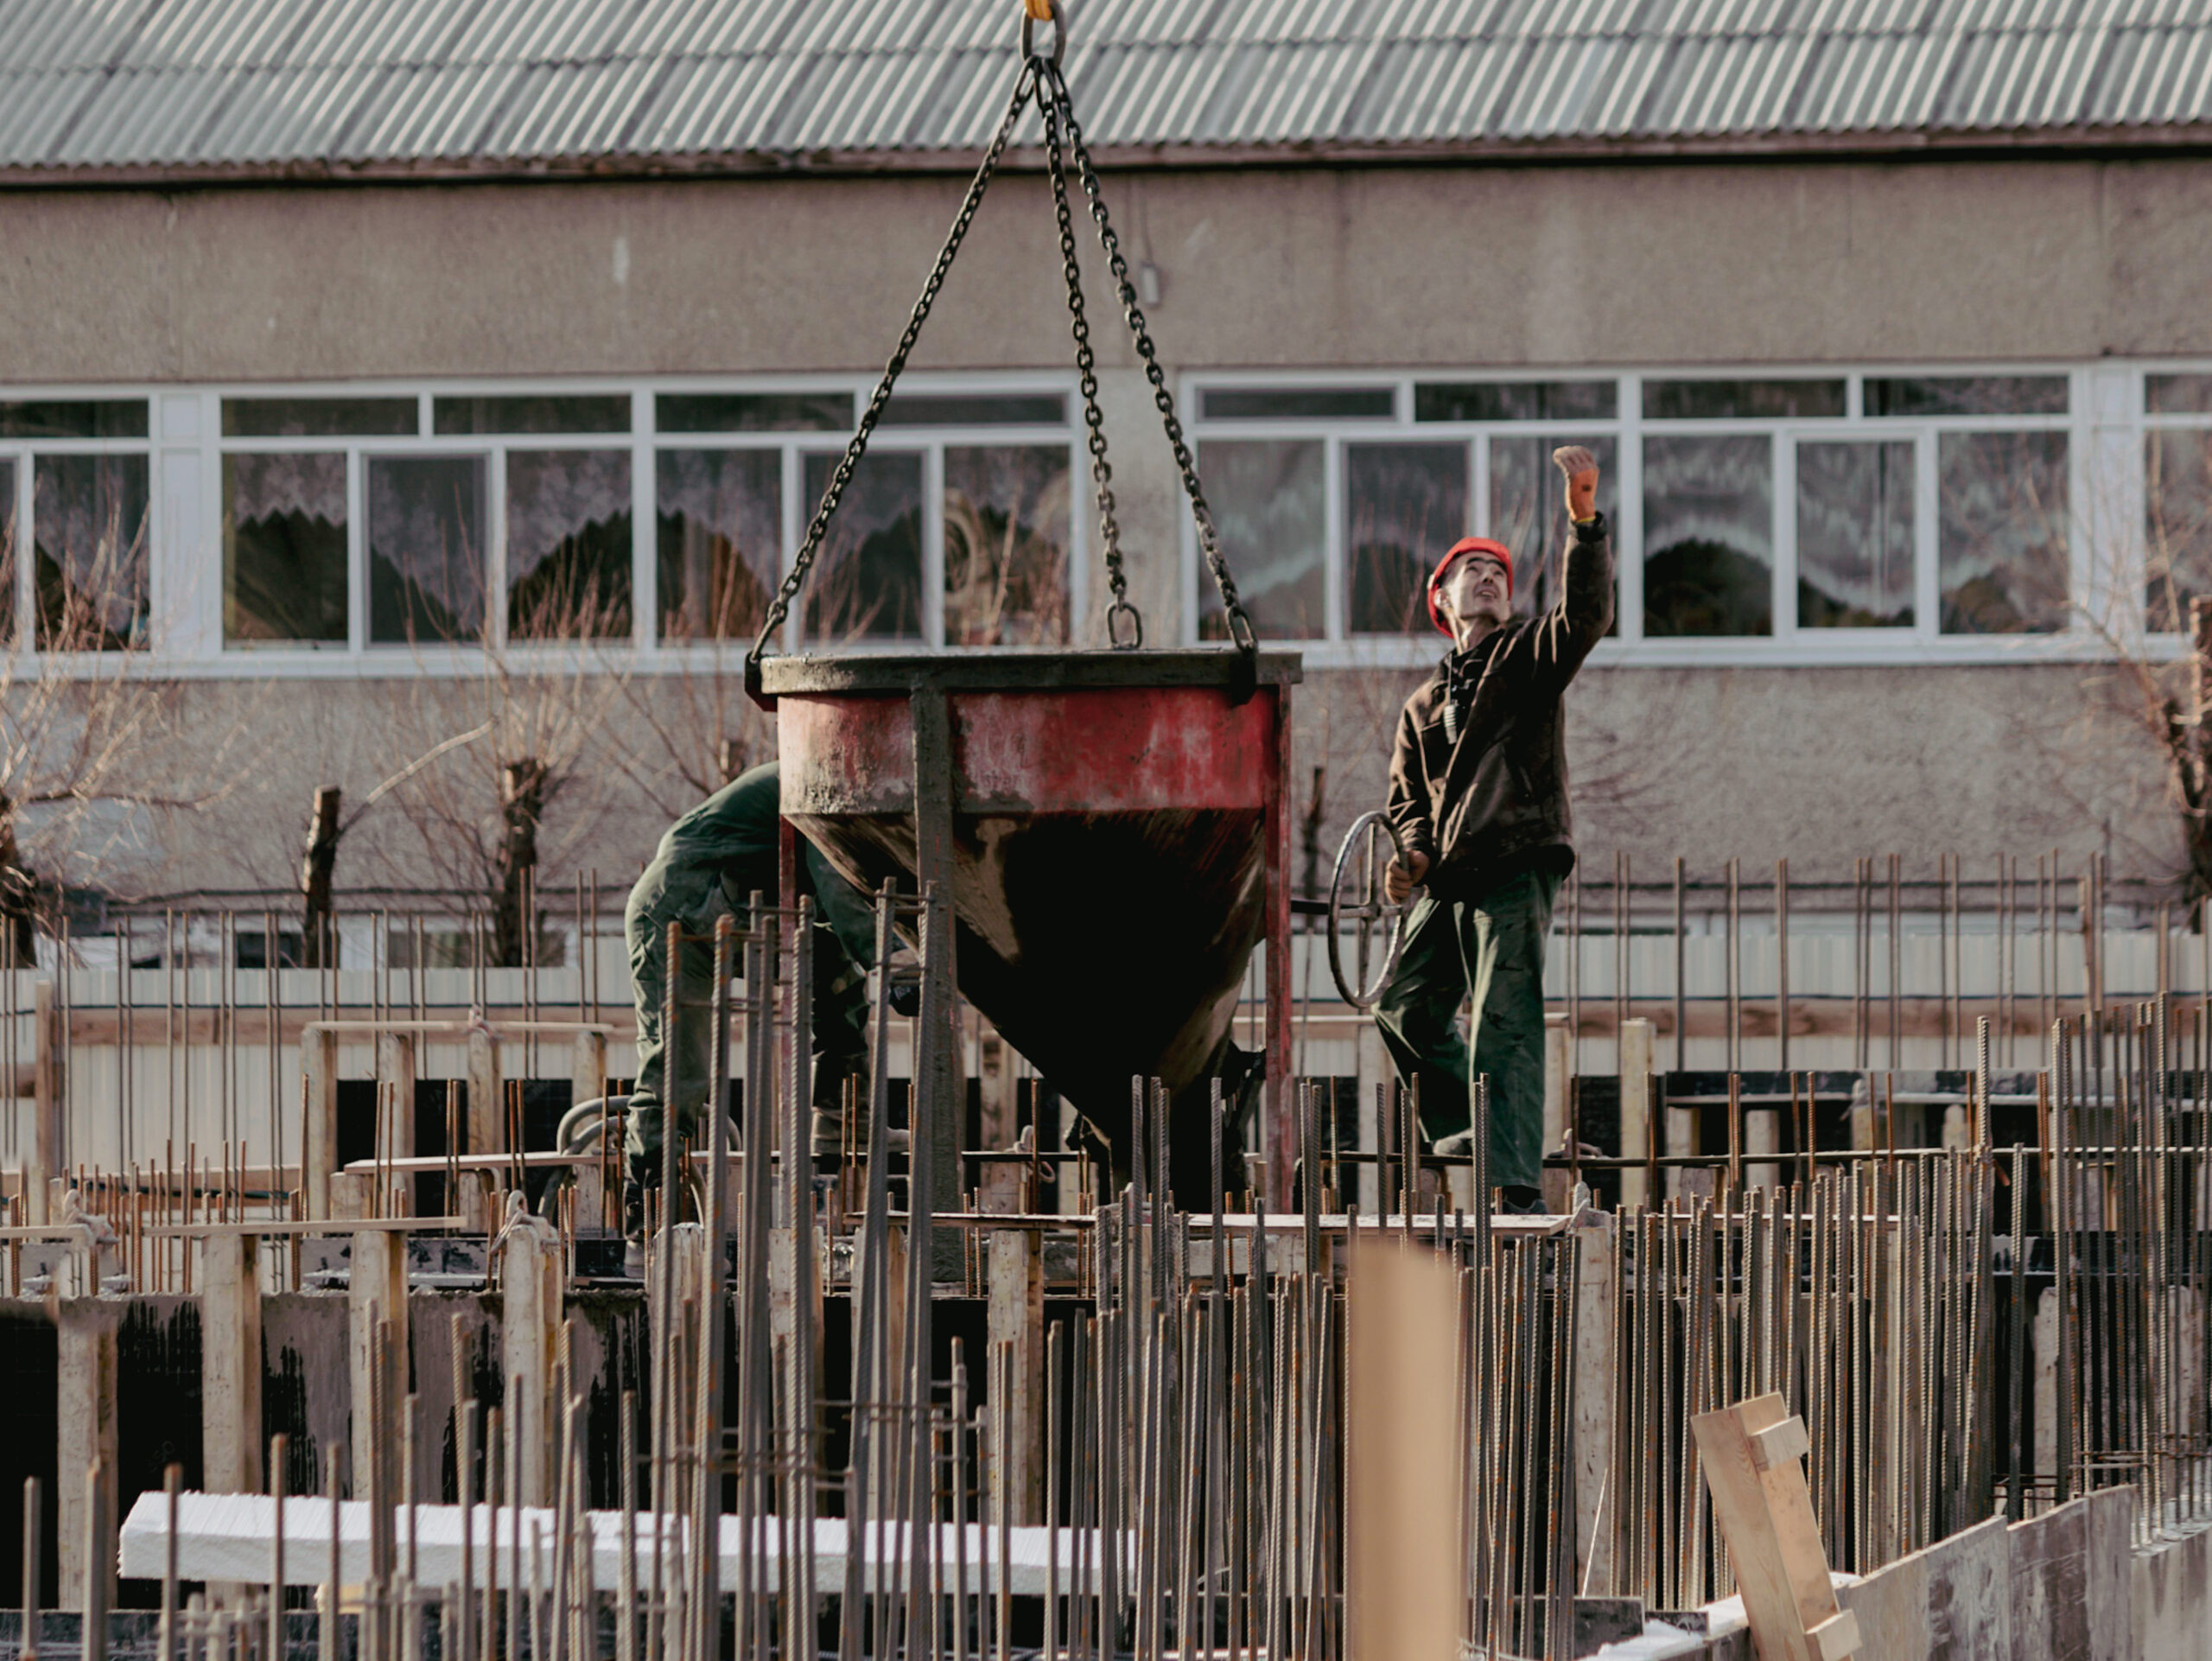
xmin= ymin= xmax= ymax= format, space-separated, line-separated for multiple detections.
xmin=1750 ymin=1415 xmax=1810 ymax=1471
xmin=1807 ymin=1608 xmax=1861 ymax=1660
xmin=1692 ymin=1393 xmax=1854 ymax=1661
xmin=30 ymin=981 xmax=60 ymax=1225
xmin=1347 ymin=1238 xmax=1461 ymax=1661
xmin=303 ymin=1028 xmax=338 ymax=1220
xmin=988 ymin=1229 xmax=1045 ymax=1524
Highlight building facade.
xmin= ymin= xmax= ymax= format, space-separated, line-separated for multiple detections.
xmin=1 ymin=1 xmax=2209 ymax=905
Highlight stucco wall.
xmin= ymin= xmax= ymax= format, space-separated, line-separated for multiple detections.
xmin=1 ymin=153 xmax=2206 ymax=894
xmin=7 ymin=156 xmax=2212 ymax=381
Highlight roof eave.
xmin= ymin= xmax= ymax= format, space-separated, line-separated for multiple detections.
xmin=6 ymin=123 xmax=2212 ymax=188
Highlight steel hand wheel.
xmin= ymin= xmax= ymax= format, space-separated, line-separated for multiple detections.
xmin=1326 ymin=809 xmax=1414 ymax=1011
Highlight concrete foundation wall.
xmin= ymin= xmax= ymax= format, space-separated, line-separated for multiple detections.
xmin=1624 ymin=1486 xmax=2201 ymax=1661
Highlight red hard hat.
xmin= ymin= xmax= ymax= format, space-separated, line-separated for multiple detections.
xmin=1426 ymin=538 xmax=1514 ymax=633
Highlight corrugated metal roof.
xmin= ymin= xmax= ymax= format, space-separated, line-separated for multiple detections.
xmin=2 ymin=0 xmax=2209 ymax=181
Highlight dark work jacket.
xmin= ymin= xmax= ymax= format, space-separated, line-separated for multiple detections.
xmin=1385 ymin=515 xmax=1614 ymax=901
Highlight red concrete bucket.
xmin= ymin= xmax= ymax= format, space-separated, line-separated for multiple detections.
xmin=766 ymin=649 xmax=1300 ymax=1193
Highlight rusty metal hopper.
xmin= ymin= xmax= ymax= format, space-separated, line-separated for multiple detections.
xmin=767 ymin=650 xmax=1300 ymax=1168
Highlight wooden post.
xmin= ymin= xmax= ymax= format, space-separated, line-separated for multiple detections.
xmin=572 ymin=1031 xmax=607 ymax=1224
xmin=1691 ymin=1394 xmax=1860 ymax=1661
xmin=1346 ymin=1238 xmax=1460 ymax=1661
xmin=1664 ymin=1073 xmax=1695 ymax=1204
xmin=1747 ymin=1099 xmax=1782 ymax=1196
xmin=378 ymin=1034 xmax=416 ymax=1210
xmin=1571 ymin=1209 xmax=1617 ymax=1593
xmin=571 ymin=1030 xmax=607 ymax=1108
xmin=348 ymin=1225 xmax=409 ymax=1509
xmin=1618 ymin=1017 xmax=1654 ymax=1212
xmin=499 ymin=1208 xmax=561 ymax=1506
xmin=29 ymin=981 xmax=61 ymax=1225
xmin=976 ymin=1024 xmax=1018 ymax=1155
xmin=467 ymin=1030 xmax=503 ymax=1156
xmin=55 ymin=1303 xmax=118 ymax=1613
xmin=303 ymin=1028 xmax=339 ymax=1221
xmin=986 ymin=1229 xmax=1045 ymax=1524
xmin=200 ymin=1234 xmax=264 ymax=1493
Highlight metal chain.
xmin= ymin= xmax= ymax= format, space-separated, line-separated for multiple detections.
xmin=1042 ymin=60 xmax=1259 ymax=654
xmin=1041 ymin=76 xmax=1141 ymax=647
xmin=746 ymin=59 xmax=1041 ymax=699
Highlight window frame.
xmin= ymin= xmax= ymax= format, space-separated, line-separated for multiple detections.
xmin=1179 ymin=365 xmax=2135 ymax=668
xmin=2138 ymin=360 xmax=2212 ymax=648
xmin=105 ymin=372 xmax=1084 ymax=675
xmin=0 ymin=391 xmax=156 ymax=658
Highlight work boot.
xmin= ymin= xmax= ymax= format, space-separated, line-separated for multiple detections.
xmin=1497 ymin=1184 xmax=1548 ymax=1216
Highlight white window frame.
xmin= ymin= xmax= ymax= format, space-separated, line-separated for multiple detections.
xmin=1179 ymin=364 xmax=2155 ymax=669
xmin=2135 ymin=360 xmax=2212 ymax=654
xmin=0 ymin=372 xmax=1087 ymax=678
xmin=0 ymin=388 xmax=159 ymax=659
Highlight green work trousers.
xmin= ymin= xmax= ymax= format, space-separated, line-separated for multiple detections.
xmin=621 ymin=857 xmax=868 ymax=1188
xmin=1372 ymin=866 xmax=1560 ymax=1193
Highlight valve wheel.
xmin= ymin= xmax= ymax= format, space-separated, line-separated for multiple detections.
xmin=1326 ymin=810 xmax=1414 ymax=1011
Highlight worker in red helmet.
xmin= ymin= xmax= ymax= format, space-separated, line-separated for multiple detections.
xmin=1377 ymin=446 xmax=1611 ymax=1213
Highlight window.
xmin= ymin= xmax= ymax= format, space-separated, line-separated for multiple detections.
xmin=658 ymin=391 xmax=851 ymax=433
xmin=657 ymin=449 xmax=779 ymax=641
xmin=1346 ymin=443 xmax=1466 ymax=634
xmin=1644 ymin=379 xmax=1845 ymax=420
xmin=1938 ymin=431 xmax=2069 ymax=633
xmin=35 ymin=453 xmax=149 ymax=650
xmin=369 ymin=455 xmax=487 ymax=646
xmin=885 ymin=393 xmax=1066 ymax=427
xmin=1797 ymin=442 xmax=1914 ymax=627
xmin=1203 ymin=386 xmax=1393 ymax=421
xmin=1198 ymin=439 xmax=1325 ymax=639
xmin=433 ymin=395 xmax=629 ymax=436
xmin=0 ymin=401 xmax=147 ymax=439
xmin=15 ymin=365 xmax=2207 ymax=669
xmin=505 ymin=449 xmax=632 ymax=640
xmin=2147 ymin=375 xmax=2212 ymax=634
xmin=224 ymin=398 xmax=415 ymax=437
xmin=943 ymin=446 xmax=1071 ymax=646
xmin=803 ymin=449 xmax=925 ymax=643
xmin=1643 ymin=435 xmax=1773 ymax=636
xmin=1866 ymin=376 xmax=2067 ymax=417
xmin=224 ymin=452 xmax=347 ymax=644
xmin=1415 ymin=380 xmax=1615 ymax=423
xmin=1184 ymin=368 xmax=2103 ymax=660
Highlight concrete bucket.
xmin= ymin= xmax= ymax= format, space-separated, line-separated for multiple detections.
xmin=766 ymin=649 xmax=1300 ymax=1200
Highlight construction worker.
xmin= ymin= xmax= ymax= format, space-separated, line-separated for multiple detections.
xmin=1376 ymin=446 xmax=1611 ymax=1213
xmin=621 ymin=761 xmax=874 ymax=1249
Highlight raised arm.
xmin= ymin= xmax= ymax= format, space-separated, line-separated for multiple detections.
xmin=1517 ymin=445 xmax=1615 ymax=690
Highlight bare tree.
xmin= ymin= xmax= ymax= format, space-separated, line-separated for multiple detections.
xmin=0 ymin=504 xmax=249 ymax=939
xmin=2044 ymin=426 xmax=2212 ymax=902
xmin=351 ymin=582 xmax=639 ymax=965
